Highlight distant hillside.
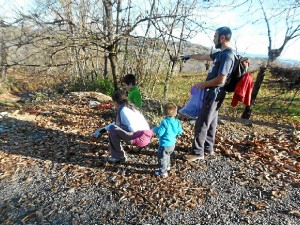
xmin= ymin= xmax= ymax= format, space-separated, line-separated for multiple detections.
xmin=181 ymin=44 xmax=266 ymax=73
xmin=181 ymin=42 xmax=300 ymax=73
xmin=277 ymin=58 xmax=300 ymax=67
xmin=243 ymin=53 xmax=300 ymax=67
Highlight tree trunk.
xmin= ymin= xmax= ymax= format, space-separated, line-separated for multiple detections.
xmin=109 ymin=52 xmax=119 ymax=90
xmin=103 ymin=51 xmax=109 ymax=78
xmin=0 ymin=38 xmax=7 ymax=80
xmin=163 ymin=61 xmax=177 ymax=100
xmin=241 ymin=66 xmax=267 ymax=119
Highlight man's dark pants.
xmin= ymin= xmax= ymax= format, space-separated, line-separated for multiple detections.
xmin=192 ymin=95 xmax=225 ymax=156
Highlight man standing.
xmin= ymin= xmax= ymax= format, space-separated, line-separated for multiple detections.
xmin=182 ymin=27 xmax=235 ymax=162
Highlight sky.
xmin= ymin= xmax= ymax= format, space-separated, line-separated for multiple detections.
xmin=188 ymin=1 xmax=300 ymax=61
xmin=0 ymin=0 xmax=29 ymax=12
xmin=1 ymin=0 xmax=299 ymax=61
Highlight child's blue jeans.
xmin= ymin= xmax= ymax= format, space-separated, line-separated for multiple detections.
xmin=158 ymin=145 xmax=175 ymax=175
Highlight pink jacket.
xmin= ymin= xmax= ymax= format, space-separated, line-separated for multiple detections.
xmin=132 ymin=130 xmax=153 ymax=148
xmin=231 ymin=72 xmax=254 ymax=107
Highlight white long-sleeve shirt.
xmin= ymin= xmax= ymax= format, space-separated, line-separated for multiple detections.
xmin=104 ymin=106 xmax=150 ymax=132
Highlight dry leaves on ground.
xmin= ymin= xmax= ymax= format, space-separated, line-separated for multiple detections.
xmin=0 ymin=92 xmax=299 ymax=214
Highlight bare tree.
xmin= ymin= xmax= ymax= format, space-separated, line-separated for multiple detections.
xmin=257 ymin=0 xmax=300 ymax=63
xmin=1 ymin=0 xmax=235 ymax=98
xmin=241 ymin=0 xmax=300 ymax=119
xmin=147 ymin=0 xmax=198 ymax=100
xmin=0 ymin=22 xmax=9 ymax=80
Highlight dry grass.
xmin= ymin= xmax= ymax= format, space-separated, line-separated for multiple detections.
xmin=1 ymin=67 xmax=299 ymax=124
xmin=142 ymin=70 xmax=300 ymax=124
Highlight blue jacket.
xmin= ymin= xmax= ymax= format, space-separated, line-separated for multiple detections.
xmin=153 ymin=117 xmax=182 ymax=147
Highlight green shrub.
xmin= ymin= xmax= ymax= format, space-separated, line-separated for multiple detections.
xmin=68 ymin=76 xmax=114 ymax=96
xmin=34 ymin=91 xmax=49 ymax=102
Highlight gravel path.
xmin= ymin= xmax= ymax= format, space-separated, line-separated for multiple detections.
xmin=1 ymin=154 xmax=299 ymax=225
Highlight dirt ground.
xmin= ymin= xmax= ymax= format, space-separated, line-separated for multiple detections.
xmin=0 ymin=91 xmax=299 ymax=224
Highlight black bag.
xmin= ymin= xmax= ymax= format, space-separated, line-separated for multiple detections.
xmin=224 ymin=54 xmax=248 ymax=92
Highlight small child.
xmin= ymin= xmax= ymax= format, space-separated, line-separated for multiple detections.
xmin=121 ymin=74 xmax=142 ymax=109
xmin=152 ymin=103 xmax=183 ymax=178
xmin=93 ymin=90 xmax=151 ymax=163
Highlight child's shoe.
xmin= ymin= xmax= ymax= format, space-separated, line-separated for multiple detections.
xmin=154 ymin=170 xmax=168 ymax=178
xmin=107 ymin=157 xmax=127 ymax=163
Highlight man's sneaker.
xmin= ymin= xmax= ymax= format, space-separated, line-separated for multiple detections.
xmin=207 ymin=151 xmax=215 ymax=156
xmin=184 ymin=154 xmax=204 ymax=162
xmin=107 ymin=157 xmax=127 ymax=163
xmin=154 ymin=170 xmax=168 ymax=178
xmin=167 ymin=165 xmax=171 ymax=171
xmin=204 ymin=148 xmax=214 ymax=156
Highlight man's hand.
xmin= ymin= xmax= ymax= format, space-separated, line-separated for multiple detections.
xmin=194 ymin=82 xmax=206 ymax=90
xmin=180 ymin=54 xmax=191 ymax=62
xmin=93 ymin=128 xmax=107 ymax=138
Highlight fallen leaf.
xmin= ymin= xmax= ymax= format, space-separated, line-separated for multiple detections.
xmin=289 ymin=210 xmax=300 ymax=217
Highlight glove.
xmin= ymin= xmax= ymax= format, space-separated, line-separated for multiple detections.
xmin=180 ymin=54 xmax=191 ymax=61
xmin=169 ymin=55 xmax=179 ymax=62
xmin=93 ymin=128 xmax=107 ymax=138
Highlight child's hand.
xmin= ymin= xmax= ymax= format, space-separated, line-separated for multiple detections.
xmin=93 ymin=129 xmax=101 ymax=138
xmin=93 ymin=128 xmax=107 ymax=138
